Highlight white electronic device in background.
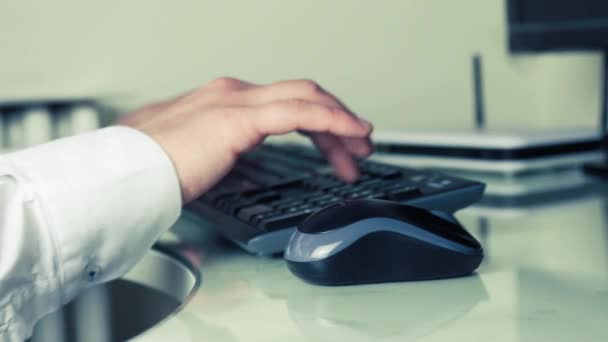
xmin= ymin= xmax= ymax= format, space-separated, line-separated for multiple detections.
xmin=373 ymin=54 xmax=602 ymax=176
xmin=373 ymin=127 xmax=602 ymax=176
xmin=372 ymin=128 xmax=602 ymax=200
xmin=371 ymin=55 xmax=603 ymax=200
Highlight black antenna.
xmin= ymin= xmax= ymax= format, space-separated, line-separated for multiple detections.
xmin=601 ymin=51 xmax=608 ymax=160
xmin=472 ymin=54 xmax=486 ymax=130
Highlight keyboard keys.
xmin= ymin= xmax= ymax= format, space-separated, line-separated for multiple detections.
xmin=276 ymin=199 xmax=306 ymax=210
xmin=233 ymin=161 xmax=282 ymax=186
xmin=316 ymin=197 xmax=342 ymax=207
xmin=408 ymin=174 xmax=429 ymax=183
xmin=261 ymin=209 xmax=316 ymax=231
xmin=353 ymin=174 xmax=371 ymax=182
xmin=225 ymin=198 xmax=257 ymax=214
xmin=426 ymin=177 xmax=455 ymax=189
xmin=237 ymin=204 xmax=274 ymax=222
xmin=253 ymin=147 xmax=321 ymax=172
xmin=221 ymin=191 xmax=278 ymax=214
xmin=303 ymin=177 xmax=341 ymax=191
xmin=347 ymin=189 xmax=374 ymax=199
xmin=360 ymin=163 xmax=403 ymax=179
xmin=251 ymin=210 xmax=283 ymax=225
xmin=355 ymin=178 xmax=384 ymax=188
xmin=187 ymin=144 xmax=485 ymax=255
xmin=379 ymin=170 xmax=402 ymax=179
xmin=386 ymin=186 xmax=422 ymax=201
xmin=283 ymin=146 xmax=327 ymax=164
xmin=363 ymin=191 xmax=387 ymax=200
xmin=269 ymin=178 xmax=306 ymax=191
xmin=198 ymin=144 xmax=481 ymax=236
xmin=309 ymin=194 xmax=340 ymax=205
xmin=253 ymin=191 xmax=281 ymax=203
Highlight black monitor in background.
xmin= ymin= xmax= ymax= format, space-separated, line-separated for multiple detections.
xmin=506 ymin=0 xmax=608 ymax=178
xmin=508 ymin=0 xmax=608 ymax=52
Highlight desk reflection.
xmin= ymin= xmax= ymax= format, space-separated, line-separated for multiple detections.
xmin=168 ymin=180 xmax=608 ymax=341
xmin=286 ymin=276 xmax=488 ymax=341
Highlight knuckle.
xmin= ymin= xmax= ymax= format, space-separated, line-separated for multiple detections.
xmin=326 ymin=106 xmax=344 ymax=120
xmin=298 ymin=79 xmax=321 ymax=95
xmin=209 ymin=77 xmax=240 ymax=89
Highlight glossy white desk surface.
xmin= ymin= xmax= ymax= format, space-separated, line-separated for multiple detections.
xmin=143 ymin=182 xmax=608 ymax=342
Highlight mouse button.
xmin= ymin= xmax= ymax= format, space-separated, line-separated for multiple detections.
xmin=448 ymin=224 xmax=481 ymax=248
xmin=429 ymin=210 xmax=459 ymax=224
xmin=298 ymin=200 xmax=382 ymax=234
xmin=297 ymin=202 xmax=346 ymax=233
xmin=393 ymin=208 xmax=481 ymax=249
xmin=420 ymin=216 xmax=480 ymax=248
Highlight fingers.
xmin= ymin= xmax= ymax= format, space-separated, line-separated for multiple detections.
xmin=310 ymin=133 xmax=360 ymax=182
xmin=244 ymin=79 xmax=328 ymax=104
xmin=243 ymin=79 xmax=356 ymax=115
xmin=341 ymin=136 xmax=374 ymax=157
xmin=301 ymin=132 xmax=373 ymax=181
xmin=243 ymin=79 xmax=373 ymax=159
xmin=249 ymin=99 xmax=373 ymax=137
xmin=233 ymin=87 xmax=374 ymax=182
xmin=301 ymin=130 xmax=373 ymax=157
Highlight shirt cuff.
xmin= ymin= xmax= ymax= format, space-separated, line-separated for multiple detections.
xmin=3 ymin=126 xmax=182 ymax=304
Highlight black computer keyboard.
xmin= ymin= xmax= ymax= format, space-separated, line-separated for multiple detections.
xmin=186 ymin=144 xmax=485 ymax=255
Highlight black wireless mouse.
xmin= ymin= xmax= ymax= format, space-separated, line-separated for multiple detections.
xmin=284 ymin=199 xmax=483 ymax=286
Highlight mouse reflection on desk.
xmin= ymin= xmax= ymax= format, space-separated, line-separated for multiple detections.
xmin=287 ymin=276 xmax=488 ymax=341
xmin=285 ymin=199 xmax=484 ymax=286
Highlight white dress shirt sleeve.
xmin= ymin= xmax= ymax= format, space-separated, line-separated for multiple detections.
xmin=0 ymin=126 xmax=182 ymax=341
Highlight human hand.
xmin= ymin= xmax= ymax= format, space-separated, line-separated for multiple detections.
xmin=118 ymin=78 xmax=373 ymax=203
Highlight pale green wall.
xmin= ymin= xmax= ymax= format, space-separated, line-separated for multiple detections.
xmin=0 ymin=0 xmax=601 ymax=130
